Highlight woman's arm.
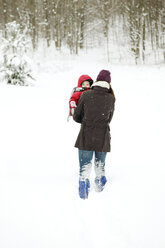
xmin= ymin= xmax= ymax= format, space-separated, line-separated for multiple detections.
xmin=108 ymin=97 xmax=115 ymax=123
xmin=73 ymin=94 xmax=84 ymax=123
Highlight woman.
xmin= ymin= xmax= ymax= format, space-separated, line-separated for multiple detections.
xmin=73 ymin=69 xmax=115 ymax=199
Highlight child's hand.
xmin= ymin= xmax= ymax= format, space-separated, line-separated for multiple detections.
xmin=70 ymin=101 xmax=77 ymax=108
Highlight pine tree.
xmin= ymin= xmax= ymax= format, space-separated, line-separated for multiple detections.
xmin=0 ymin=21 xmax=34 ymax=86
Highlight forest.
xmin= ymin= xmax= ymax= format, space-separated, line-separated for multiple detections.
xmin=0 ymin=0 xmax=165 ymax=64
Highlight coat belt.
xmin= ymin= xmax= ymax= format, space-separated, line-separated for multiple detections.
xmin=82 ymin=121 xmax=109 ymax=129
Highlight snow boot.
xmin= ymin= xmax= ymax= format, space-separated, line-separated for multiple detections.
xmin=94 ymin=176 xmax=107 ymax=192
xmin=79 ymin=178 xmax=90 ymax=199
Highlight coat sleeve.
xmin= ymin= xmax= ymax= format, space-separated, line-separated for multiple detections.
xmin=108 ymin=97 xmax=115 ymax=123
xmin=73 ymin=93 xmax=84 ymax=123
xmin=109 ymin=111 xmax=114 ymax=123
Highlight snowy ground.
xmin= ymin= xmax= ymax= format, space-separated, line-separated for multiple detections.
xmin=0 ymin=55 xmax=165 ymax=248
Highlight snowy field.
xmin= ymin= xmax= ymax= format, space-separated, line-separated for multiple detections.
xmin=0 ymin=54 xmax=165 ymax=248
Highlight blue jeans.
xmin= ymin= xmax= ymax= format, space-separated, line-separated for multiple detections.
xmin=78 ymin=150 xmax=107 ymax=179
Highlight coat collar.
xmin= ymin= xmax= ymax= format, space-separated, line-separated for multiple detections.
xmin=91 ymin=81 xmax=110 ymax=89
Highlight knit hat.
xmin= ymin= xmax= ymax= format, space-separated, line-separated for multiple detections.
xmin=96 ymin=70 xmax=111 ymax=83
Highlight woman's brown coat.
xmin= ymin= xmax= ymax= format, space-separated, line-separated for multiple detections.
xmin=73 ymin=86 xmax=115 ymax=152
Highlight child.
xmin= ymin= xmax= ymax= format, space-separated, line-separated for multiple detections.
xmin=69 ymin=75 xmax=93 ymax=117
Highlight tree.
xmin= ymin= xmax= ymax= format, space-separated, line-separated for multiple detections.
xmin=0 ymin=21 xmax=34 ymax=86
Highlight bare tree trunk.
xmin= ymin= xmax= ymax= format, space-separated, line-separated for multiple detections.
xmin=2 ymin=0 xmax=8 ymax=38
xmin=142 ymin=17 xmax=146 ymax=63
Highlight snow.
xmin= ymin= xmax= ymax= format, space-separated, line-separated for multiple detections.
xmin=0 ymin=53 xmax=165 ymax=248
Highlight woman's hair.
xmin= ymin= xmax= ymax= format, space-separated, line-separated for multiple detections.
xmin=109 ymin=86 xmax=115 ymax=99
